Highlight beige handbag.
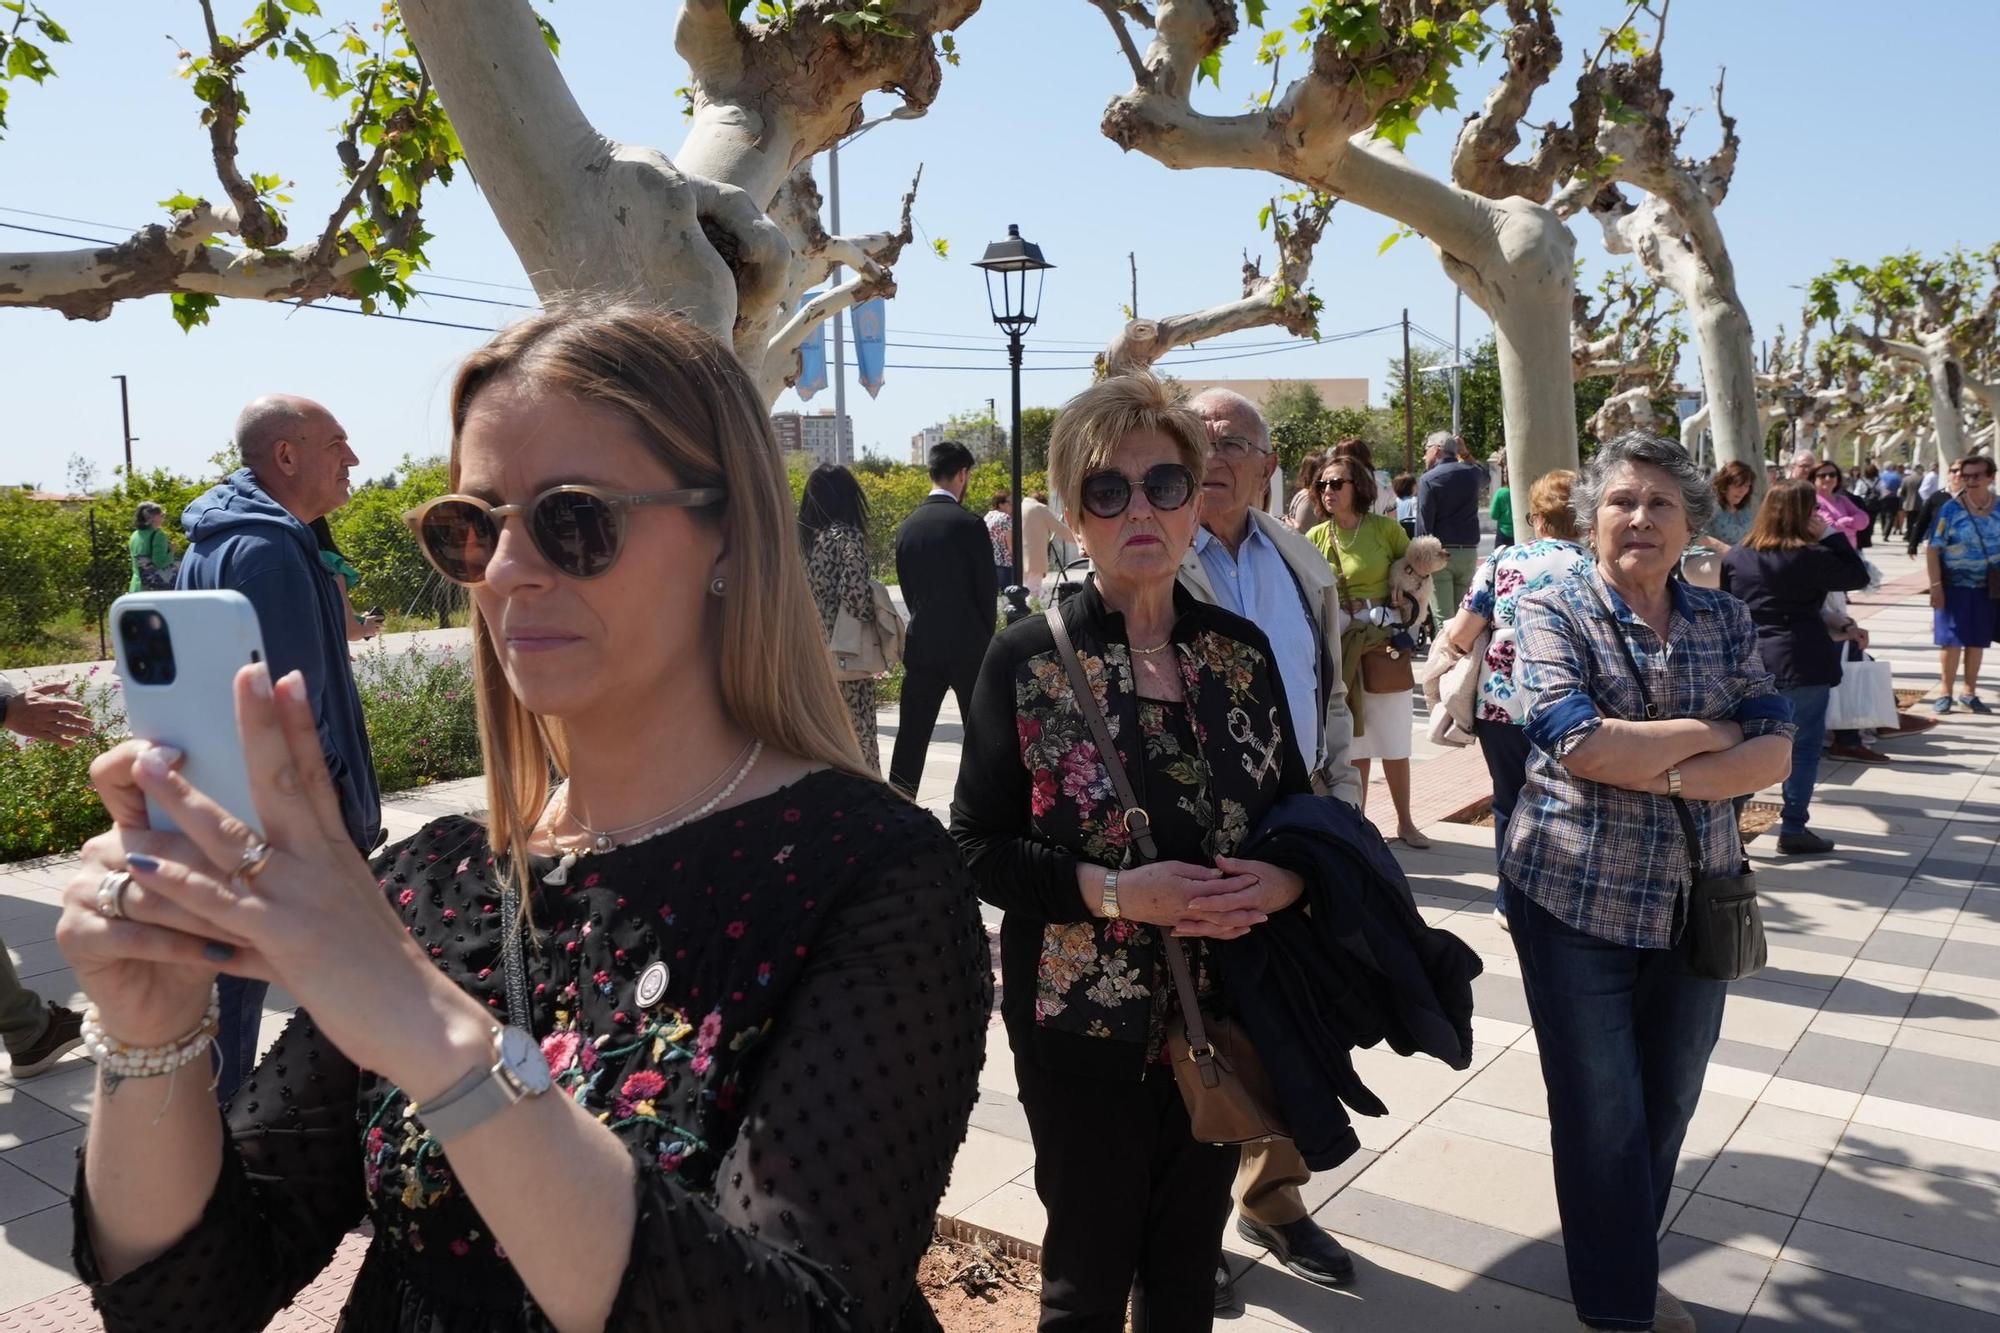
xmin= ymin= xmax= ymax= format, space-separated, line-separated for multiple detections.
xmin=830 ymin=579 xmax=905 ymax=682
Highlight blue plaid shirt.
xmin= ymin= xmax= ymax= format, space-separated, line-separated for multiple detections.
xmin=1501 ymin=567 xmax=1795 ymax=949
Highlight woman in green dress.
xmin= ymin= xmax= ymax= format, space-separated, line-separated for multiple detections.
xmin=127 ymin=503 xmax=174 ymax=592
xmin=1306 ymin=454 xmax=1428 ymax=845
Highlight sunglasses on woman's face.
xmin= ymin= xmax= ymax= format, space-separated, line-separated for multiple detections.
xmin=404 ymin=484 xmax=726 ymax=584
xmin=1079 ymin=463 xmax=1196 ymax=519
xmin=1315 ymin=478 xmax=1350 ymax=493
xmin=1813 ymin=471 xmax=1839 ymax=481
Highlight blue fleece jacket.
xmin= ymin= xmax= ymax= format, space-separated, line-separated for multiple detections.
xmin=178 ymin=470 xmax=381 ymax=852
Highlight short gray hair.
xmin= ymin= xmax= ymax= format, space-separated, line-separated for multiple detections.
xmin=1186 ymin=387 xmax=1270 ymax=451
xmin=232 ymin=394 xmax=319 ymax=474
xmin=1424 ymin=430 xmax=1462 ymax=459
xmin=1575 ymin=430 xmax=1715 ymax=539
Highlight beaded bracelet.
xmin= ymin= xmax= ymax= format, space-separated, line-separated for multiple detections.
xmin=82 ymin=987 xmax=222 ymax=1097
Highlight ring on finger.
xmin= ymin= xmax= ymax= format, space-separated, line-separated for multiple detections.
xmin=95 ymin=870 xmax=133 ymax=921
xmin=234 ymin=838 xmax=274 ymax=886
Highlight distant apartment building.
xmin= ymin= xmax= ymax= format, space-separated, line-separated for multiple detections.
xmin=770 ymin=409 xmax=854 ymax=466
xmin=909 ymin=423 xmax=947 ymax=465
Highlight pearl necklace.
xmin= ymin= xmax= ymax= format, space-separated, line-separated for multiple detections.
xmin=543 ymin=740 xmax=764 ymax=887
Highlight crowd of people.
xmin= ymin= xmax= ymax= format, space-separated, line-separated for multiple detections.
xmin=7 ymin=298 xmax=1993 ymax=1333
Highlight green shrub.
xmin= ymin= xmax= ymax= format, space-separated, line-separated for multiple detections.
xmin=330 ymin=457 xmax=461 ymax=627
xmin=790 ymin=459 xmax=1049 ymax=579
xmin=353 ymin=643 xmax=482 ymax=793
xmin=0 ymin=676 xmax=124 ymax=861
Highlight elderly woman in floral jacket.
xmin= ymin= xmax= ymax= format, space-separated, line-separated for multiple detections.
xmin=953 ymin=372 xmax=1313 ymax=1333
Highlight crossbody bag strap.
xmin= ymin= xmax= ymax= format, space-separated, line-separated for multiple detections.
xmin=1584 ymin=581 xmax=1709 ymax=874
xmin=1046 ymin=605 xmax=1214 ymax=1059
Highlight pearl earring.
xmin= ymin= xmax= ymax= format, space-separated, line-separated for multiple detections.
xmin=709 ymin=576 xmax=727 ymax=597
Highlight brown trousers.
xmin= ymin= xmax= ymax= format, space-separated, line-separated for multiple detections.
xmin=1233 ymin=1136 xmax=1312 ymax=1226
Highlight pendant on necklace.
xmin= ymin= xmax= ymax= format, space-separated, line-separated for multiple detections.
xmin=546 ymin=850 xmax=578 ymax=888
xmin=593 ymin=832 xmax=613 ymax=853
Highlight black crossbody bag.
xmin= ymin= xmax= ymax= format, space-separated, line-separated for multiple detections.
xmin=1589 ymin=586 xmax=1767 ymax=982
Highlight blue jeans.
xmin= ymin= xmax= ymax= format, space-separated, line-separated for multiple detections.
xmin=212 ymin=974 xmax=270 ymax=1105
xmin=1778 ymin=684 xmax=1831 ymax=835
xmin=1506 ymin=883 xmax=1727 ymax=1329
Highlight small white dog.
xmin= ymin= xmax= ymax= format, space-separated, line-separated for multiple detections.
xmin=1386 ymin=535 xmax=1450 ymax=628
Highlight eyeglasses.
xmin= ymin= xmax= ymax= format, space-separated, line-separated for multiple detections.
xmin=1812 ymin=471 xmax=1840 ymax=481
xmin=1209 ymin=434 xmax=1269 ymax=461
xmin=404 ymin=484 xmax=726 ymax=584
xmin=1079 ymin=463 xmax=1196 ymax=519
xmin=1315 ymin=479 xmax=1350 ymax=493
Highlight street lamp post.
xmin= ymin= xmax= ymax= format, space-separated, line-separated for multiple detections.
xmin=973 ymin=224 xmax=1053 ymax=611
xmin=111 ymin=374 xmax=136 ymax=475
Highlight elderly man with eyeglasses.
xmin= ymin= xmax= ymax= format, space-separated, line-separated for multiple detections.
xmin=1176 ymin=387 xmax=1364 ymax=1307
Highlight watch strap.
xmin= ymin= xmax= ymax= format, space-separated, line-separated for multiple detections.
xmin=414 ymin=1027 xmax=541 ymax=1144
xmin=1101 ymin=868 xmax=1121 ymax=919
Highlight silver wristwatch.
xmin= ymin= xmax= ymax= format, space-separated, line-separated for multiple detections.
xmin=413 ymin=1025 xmax=552 ymax=1143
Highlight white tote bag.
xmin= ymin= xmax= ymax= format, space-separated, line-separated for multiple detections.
xmin=1826 ymin=652 xmax=1900 ymax=732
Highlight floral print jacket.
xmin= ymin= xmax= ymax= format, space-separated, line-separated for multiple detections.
xmin=952 ymin=578 xmax=1312 ymax=1082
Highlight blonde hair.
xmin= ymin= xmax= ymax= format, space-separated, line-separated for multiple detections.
xmin=448 ymin=296 xmax=871 ymax=887
xmin=1048 ymin=373 xmax=1206 ymax=516
xmin=1527 ymin=469 xmax=1581 ymax=542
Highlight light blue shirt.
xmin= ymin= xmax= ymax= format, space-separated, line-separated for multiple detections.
xmin=1194 ymin=524 xmax=1321 ymax=772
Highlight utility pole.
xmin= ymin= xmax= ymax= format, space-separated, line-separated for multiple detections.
xmin=111 ymin=374 xmax=135 ymax=475
xmin=1401 ymin=308 xmax=1415 ymax=473
xmin=987 ymin=396 xmax=998 ymax=462
xmin=827 ymin=143 xmax=848 ymax=466
xmin=1451 ymin=289 xmax=1463 ymax=438
xmin=1128 ymin=252 xmax=1138 ymax=318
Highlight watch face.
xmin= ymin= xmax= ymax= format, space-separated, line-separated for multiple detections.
xmin=498 ymin=1025 xmax=554 ymax=1096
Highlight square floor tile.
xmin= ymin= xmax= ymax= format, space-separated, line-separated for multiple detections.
xmin=1670 ymin=1192 xmax=1796 ymax=1258
xmin=1744 ymin=1256 xmax=2000 ymax=1332
xmin=1803 ymin=1152 xmax=2000 ymax=1267
xmin=1858 ymin=928 xmax=1946 ymax=969
xmin=1454 ymin=1048 xmax=1548 ymax=1119
xmin=1782 ymin=1217 xmax=2000 ymax=1317
xmin=0 ymin=1086 xmax=77 ymax=1151
xmin=0 ymin=1125 xmax=80 ymax=1195
xmin=1698 ymin=1129 xmax=1833 ymax=1215
xmin=1778 ymin=1032 xmax=1889 ymax=1093
xmin=0 ymin=1203 xmax=82 ymax=1310
xmin=1350 ymin=1125 xmax=1559 ymax=1243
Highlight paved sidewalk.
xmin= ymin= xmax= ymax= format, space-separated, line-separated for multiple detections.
xmin=2 ymin=548 xmax=1995 ymax=1330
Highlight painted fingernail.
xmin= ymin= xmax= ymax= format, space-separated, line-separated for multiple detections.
xmin=202 ymin=941 xmax=236 ymax=963
xmin=137 ymin=747 xmax=175 ymax=779
xmin=125 ymin=853 xmax=161 ymax=873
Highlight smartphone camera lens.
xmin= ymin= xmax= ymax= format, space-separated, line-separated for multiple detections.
xmin=119 ymin=610 xmax=177 ymax=686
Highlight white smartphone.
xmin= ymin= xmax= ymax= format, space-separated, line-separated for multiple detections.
xmin=110 ymin=591 xmax=268 ymax=835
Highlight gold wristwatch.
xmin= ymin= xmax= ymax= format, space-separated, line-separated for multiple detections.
xmin=1666 ymin=767 xmax=1683 ymax=798
xmin=1101 ymin=868 xmax=1121 ymax=919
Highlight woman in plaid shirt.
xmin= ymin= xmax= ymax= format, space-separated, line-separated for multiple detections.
xmin=1503 ymin=433 xmax=1796 ymax=1333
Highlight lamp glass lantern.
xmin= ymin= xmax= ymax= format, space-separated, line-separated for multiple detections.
xmin=972 ymin=224 xmax=1053 ymax=621
xmin=974 ymin=224 xmax=1053 ymax=339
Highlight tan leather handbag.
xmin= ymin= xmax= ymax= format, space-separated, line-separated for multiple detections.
xmin=1047 ymin=609 xmax=1290 ymax=1147
xmin=1359 ymin=643 xmax=1415 ymax=694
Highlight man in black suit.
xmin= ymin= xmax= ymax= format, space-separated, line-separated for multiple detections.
xmin=890 ymin=440 xmax=998 ymax=797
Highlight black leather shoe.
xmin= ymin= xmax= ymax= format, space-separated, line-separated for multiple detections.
xmin=1235 ymin=1215 xmax=1357 ymax=1288
xmin=1213 ymin=1260 xmax=1239 ymax=1311
xmin=1777 ymin=830 xmax=1836 ymax=855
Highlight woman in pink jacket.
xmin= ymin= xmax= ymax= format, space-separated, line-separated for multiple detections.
xmin=1813 ymin=462 xmax=1872 ymax=548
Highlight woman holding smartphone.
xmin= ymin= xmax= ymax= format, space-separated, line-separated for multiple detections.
xmin=56 ymin=300 xmax=991 ymax=1332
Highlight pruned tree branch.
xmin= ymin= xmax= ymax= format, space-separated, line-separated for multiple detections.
xmin=1451 ymin=0 xmax=1601 ymax=203
xmin=1100 ymin=193 xmax=1333 ymax=375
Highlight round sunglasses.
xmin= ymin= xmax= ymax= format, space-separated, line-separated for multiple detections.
xmin=403 ymin=484 xmax=726 ymax=584
xmin=1078 ymin=463 xmax=1196 ymax=519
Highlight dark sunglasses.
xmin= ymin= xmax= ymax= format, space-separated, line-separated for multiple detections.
xmin=1079 ymin=463 xmax=1196 ymax=519
xmin=1812 ymin=470 xmax=1840 ymax=481
xmin=1315 ymin=478 xmax=1350 ymax=492
xmin=403 ymin=485 xmax=725 ymax=584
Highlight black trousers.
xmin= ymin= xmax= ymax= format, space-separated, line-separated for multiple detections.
xmin=1016 ymin=1057 xmax=1240 ymax=1333
xmin=888 ymin=656 xmax=980 ymax=797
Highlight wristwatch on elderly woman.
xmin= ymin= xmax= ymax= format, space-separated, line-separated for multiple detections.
xmin=1100 ymin=868 xmax=1122 ymax=920
xmin=412 ymin=1024 xmax=552 ymax=1143
xmin=1665 ymin=767 xmax=1683 ymax=798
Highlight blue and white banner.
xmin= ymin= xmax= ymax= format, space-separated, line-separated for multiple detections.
xmin=853 ymin=298 xmax=887 ymax=399
xmin=794 ymin=293 xmax=827 ymax=400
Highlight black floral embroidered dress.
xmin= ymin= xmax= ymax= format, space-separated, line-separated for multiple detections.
xmin=74 ymin=770 xmax=992 ymax=1332
xmin=951 ymin=579 xmax=1311 ymax=1084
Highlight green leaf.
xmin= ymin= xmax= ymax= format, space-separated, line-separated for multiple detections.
xmin=535 ymin=15 xmax=560 ymax=56
xmin=169 ymin=292 xmax=219 ymax=332
xmin=1378 ymin=228 xmax=1407 ymax=256
xmin=930 ymin=238 xmax=950 ymax=260
xmin=159 ymin=191 xmax=203 ymax=212
xmin=302 ymin=50 xmax=343 ymax=96
xmin=1197 ymin=50 xmax=1222 ymax=87
xmin=1244 ymin=0 xmax=1268 ymax=25
xmin=279 ymin=0 xmax=321 ymax=13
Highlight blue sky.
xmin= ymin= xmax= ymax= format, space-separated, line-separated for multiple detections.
xmin=2 ymin=1 xmax=1995 ymax=486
